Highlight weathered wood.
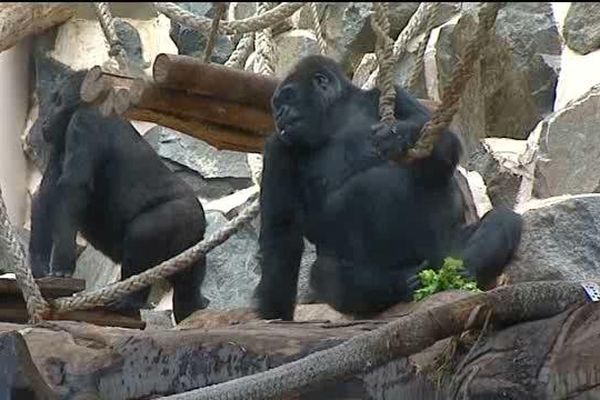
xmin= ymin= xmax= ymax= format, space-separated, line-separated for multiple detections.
xmin=0 ymin=4 xmax=74 ymax=54
xmin=0 ymin=331 xmax=58 ymax=400
xmin=165 ymin=281 xmax=594 ymax=400
xmin=133 ymin=84 xmax=274 ymax=136
xmin=125 ymin=108 xmax=265 ymax=153
xmin=1 ymin=284 xmax=599 ymax=400
xmin=0 ymin=277 xmax=84 ymax=298
xmin=153 ymin=53 xmax=279 ymax=111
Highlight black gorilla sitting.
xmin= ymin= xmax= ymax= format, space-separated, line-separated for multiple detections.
xmin=28 ymin=70 xmax=208 ymax=322
xmin=255 ymin=55 xmax=523 ymax=320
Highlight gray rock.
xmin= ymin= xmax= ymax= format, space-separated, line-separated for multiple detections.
xmin=321 ymin=2 xmax=377 ymax=71
xmin=290 ymin=2 xmax=327 ymax=30
xmin=273 ymin=30 xmax=320 ymax=77
xmin=532 ymin=85 xmax=600 ymax=198
xmin=161 ymin=159 xmax=252 ymax=203
xmin=169 ymin=3 xmax=233 ymax=64
xmin=227 ymin=2 xmax=256 ymax=21
xmin=140 ymin=309 xmax=175 ymax=330
xmin=73 ymin=246 xmax=120 ymax=291
xmin=466 ymin=138 xmax=528 ymax=209
xmin=144 ymin=126 xmax=252 ymax=180
xmin=202 ymin=211 xmax=260 ymax=311
xmin=563 ymin=3 xmax=600 ymax=55
xmin=506 ymin=194 xmax=600 ymax=283
xmin=431 ymin=3 xmax=561 ymax=153
xmin=113 ymin=19 xmax=149 ymax=70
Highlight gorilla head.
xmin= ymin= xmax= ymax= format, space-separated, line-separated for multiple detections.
xmin=41 ymin=70 xmax=88 ymax=143
xmin=271 ymin=55 xmax=351 ymax=148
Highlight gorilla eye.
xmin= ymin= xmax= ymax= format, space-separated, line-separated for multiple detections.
xmin=313 ymin=73 xmax=330 ymax=90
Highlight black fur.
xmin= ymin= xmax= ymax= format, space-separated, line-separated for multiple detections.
xmin=255 ymin=55 xmax=523 ymax=320
xmin=29 ymin=70 xmax=208 ymax=323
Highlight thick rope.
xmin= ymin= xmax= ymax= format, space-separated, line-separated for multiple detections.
xmin=253 ymin=2 xmax=277 ymax=76
xmin=52 ymin=195 xmax=260 ymax=312
xmin=154 ymin=2 xmax=304 ymax=35
xmin=93 ymin=3 xmax=129 ymax=72
xmin=371 ymin=2 xmax=396 ymax=125
xmin=405 ymin=2 xmax=503 ymax=161
xmin=203 ymin=2 xmax=228 ymax=63
xmin=362 ymin=2 xmax=435 ymax=91
xmin=407 ymin=3 xmax=441 ymax=95
xmin=0 ymin=186 xmax=49 ymax=323
xmin=224 ymin=32 xmax=255 ymax=69
xmin=310 ymin=2 xmax=327 ymax=55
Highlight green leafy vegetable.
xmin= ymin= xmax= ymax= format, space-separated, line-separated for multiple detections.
xmin=413 ymin=257 xmax=481 ymax=301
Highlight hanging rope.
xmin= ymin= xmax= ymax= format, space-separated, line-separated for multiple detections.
xmin=371 ymin=2 xmax=396 ymax=125
xmin=362 ymin=2 xmax=436 ymax=91
xmin=309 ymin=2 xmax=327 ymax=55
xmin=51 ymin=194 xmax=260 ymax=313
xmin=154 ymin=2 xmax=304 ymax=35
xmin=224 ymin=32 xmax=255 ymax=69
xmin=0 ymin=187 xmax=49 ymax=323
xmin=203 ymin=2 xmax=228 ymax=63
xmin=253 ymin=2 xmax=277 ymax=76
xmin=93 ymin=2 xmax=129 ymax=72
xmin=405 ymin=2 xmax=503 ymax=161
xmin=407 ymin=3 xmax=441 ymax=95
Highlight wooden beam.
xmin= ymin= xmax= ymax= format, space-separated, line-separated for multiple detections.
xmin=153 ymin=53 xmax=279 ymax=111
xmin=0 ymin=4 xmax=75 ymax=54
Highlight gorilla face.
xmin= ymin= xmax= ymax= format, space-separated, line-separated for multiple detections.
xmin=42 ymin=71 xmax=87 ymax=143
xmin=271 ymin=55 xmax=347 ymax=148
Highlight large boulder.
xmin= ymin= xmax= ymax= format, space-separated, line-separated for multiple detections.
xmin=466 ymin=138 xmax=529 ymax=209
xmin=506 ymin=194 xmax=600 ymax=284
xmin=143 ymin=126 xmax=253 ymax=202
xmin=562 ymin=3 xmax=600 ymax=55
xmin=428 ymin=3 xmax=561 ymax=153
xmin=529 ymin=85 xmax=600 ymax=199
xmin=201 ymin=211 xmax=260 ymax=311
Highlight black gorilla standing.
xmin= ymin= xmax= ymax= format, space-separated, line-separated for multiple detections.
xmin=28 ymin=70 xmax=208 ymax=322
xmin=255 ymin=55 xmax=522 ymax=320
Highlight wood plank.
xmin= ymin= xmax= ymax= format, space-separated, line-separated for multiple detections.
xmin=0 ymin=277 xmax=85 ymax=298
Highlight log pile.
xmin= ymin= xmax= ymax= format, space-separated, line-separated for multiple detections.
xmin=80 ymin=53 xmax=442 ymax=154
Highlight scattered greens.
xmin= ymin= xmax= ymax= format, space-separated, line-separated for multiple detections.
xmin=413 ymin=257 xmax=481 ymax=301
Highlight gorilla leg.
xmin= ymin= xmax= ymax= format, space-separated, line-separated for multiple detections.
xmin=29 ymin=154 xmax=62 ymax=278
xmin=310 ymin=254 xmax=422 ymax=317
xmin=460 ymin=207 xmax=523 ymax=289
xmin=110 ymin=197 xmax=207 ymax=322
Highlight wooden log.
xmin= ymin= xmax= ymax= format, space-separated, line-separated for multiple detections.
xmin=125 ymin=108 xmax=265 ymax=153
xmin=153 ymin=53 xmax=279 ymax=111
xmin=133 ymin=84 xmax=275 ymax=136
xmin=2 ymin=282 xmax=599 ymax=400
xmin=0 ymin=276 xmax=85 ymax=298
xmin=0 ymin=331 xmax=58 ymax=400
xmin=0 ymin=4 xmax=75 ymax=54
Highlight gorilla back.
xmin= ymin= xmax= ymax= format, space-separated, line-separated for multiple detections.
xmin=29 ymin=70 xmax=208 ymax=322
xmin=255 ymin=55 xmax=522 ymax=320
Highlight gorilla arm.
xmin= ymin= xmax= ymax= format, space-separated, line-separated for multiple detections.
xmin=373 ymin=86 xmax=463 ymax=184
xmin=255 ymin=135 xmax=305 ymax=321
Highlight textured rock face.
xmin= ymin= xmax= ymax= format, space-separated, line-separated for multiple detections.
xmin=430 ymin=3 xmax=561 ymax=153
xmin=562 ymin=3 xmax=600 ymax=55
xmin=529 ymin=85 xmax=600 ymax=199
xmin=506 ymin=194 xmax=600 ymax=283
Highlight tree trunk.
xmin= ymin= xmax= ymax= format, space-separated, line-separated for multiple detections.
xmin=3 ymin=285 xmax=600 ymax=399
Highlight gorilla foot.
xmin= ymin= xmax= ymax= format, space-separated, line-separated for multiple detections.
xmin=47 ymin=268 xmax=73 ymax=278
